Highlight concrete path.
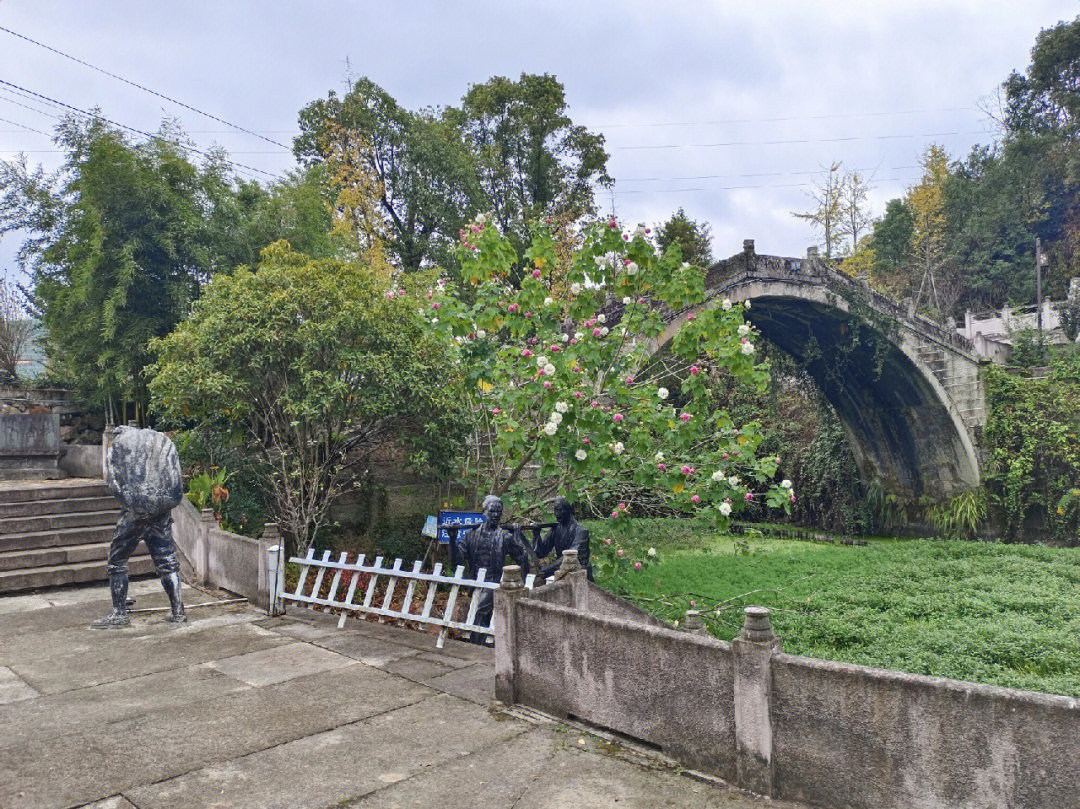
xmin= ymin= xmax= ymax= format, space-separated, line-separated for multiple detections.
xmin=0 ymin=580 xmax=807 ymax=809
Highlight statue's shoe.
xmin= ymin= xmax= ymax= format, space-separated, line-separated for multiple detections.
xmin=90 ymin=612 xmax=131 ymax=629
xmin=164 ymin=612 xmax=187 ymax=624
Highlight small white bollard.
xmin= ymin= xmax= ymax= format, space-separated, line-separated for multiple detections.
xmin=266 ymin=544 xmax=284 ymax=616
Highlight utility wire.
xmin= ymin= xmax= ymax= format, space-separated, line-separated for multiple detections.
xmin=0 ymin=79 xmax=281 ymax=180
xmin=0 ymin=25 xmax=290 ymax=149
xmin=616 ymin=164 xmax=919 ymax=183
xmin=587 ymin=107 xmax=976 ymax=128
xmin=0 ymin=116 xmax=48 ymax=136
xmin=606 ymin=177 xmax=920 ymax=195
xmin=611 ymin=130 xmax=987 ymax=150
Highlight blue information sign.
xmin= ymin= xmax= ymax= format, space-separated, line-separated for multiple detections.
xmin=437 ymin=510 xmax=484 ymax=544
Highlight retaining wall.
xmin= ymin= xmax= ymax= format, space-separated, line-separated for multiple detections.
xmin=495 ymin=569 xmax=1080 ymax=808
xmin=171 ymin=497 xmax=278 ymax=605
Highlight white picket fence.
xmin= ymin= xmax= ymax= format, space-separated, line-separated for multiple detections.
xmin=277 ymin=548 xmax=536 ymax=648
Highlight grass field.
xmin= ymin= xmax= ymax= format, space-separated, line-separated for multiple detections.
xmin=585 ymin=519 xmax=1080 ymax=696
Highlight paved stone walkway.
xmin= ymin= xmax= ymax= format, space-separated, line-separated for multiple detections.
xmin=0 ymin=580 xmax=808 ymax=809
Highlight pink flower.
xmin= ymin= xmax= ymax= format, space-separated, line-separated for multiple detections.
xmin=680 ymin=412 xmax=691 ymax=422
xmin=532 ymin=269 xmax=542 ymax=279
xmin=574 ymin=391 xmax=583 ymax=399
xmin=687 ymin=314 xmax=695 ymax=321
xmin=690 ymin=600 xmax=696 ymax=607
xmin=637 ymin=297 xmax=645 ymax=304
xmin=634 ymin=561 xmax=642 ymax=571
xmin=529 ymin=337 xmax=539 ymax=345
xmin=790 ymin=494 xmax=797 ymax=503
xmin=681 ymin=465 xmax=691 ymax=475
xmin=733 ymin=429 xmax=739 ymax=435
xmin=604 ymin=537 xmax=612 ymax=545
xmin=491 ymin=408 xmax=500 ymax=415
xmin=625 ymin=376 xmax=634 ymax=384
xmin=386 ymin=292 xmax=393 ymax=299
xmin=609 ymin=220 xmax=617 ymax=228
xmin=551 ymin=345 xmax=561 ymax=352
xmin=522 ymin=349 xmax=532 ymax=358
xmin=573 ymin=365 xmax=581 ymax=373
xmin=537 ymin=368 xmax=545 ymax=376
xmin=612 ymin=413 xmax=624 ymax=423
xmin=582 ymin=437 xmax=590 ymax=444
xmin=691 ymin=494 xmax=700 ymax=504
xmin=569 ymin=338 xmax=578 ymax=345
xmin=745 ymin=493 xmax=754 ymax=501
xmin=658 ymin=463 xmax=666 ymax=471
xmin=611 ymin=510 xmax=619 ymax=519
xmin=617 ymin=549 xmax=624 ymax=557
xmin=645 ymin=227 xmax=651 ymax=234
xmin=592 ymin=328 xmax=601 ymax=337
xmin=591 ymin=400 xmax=599 ymax=408
xmin=525 ymin=311 xmax=532 ymax=319
xmin=722 ymin=452 xmax=729 ymax=459
xmin=725 ymin=498 xmax=732 ymax=504
xmin=618 ymin=502 xmax=627 ymax=511
xmin=431 ymin=302 xmax=440 ymax=310
xmin=470 ymin=224 xmax=480 ymax=233
xmin=545 ymin=216 xmax=553 ymax=224
xmin=741 ymin=336 xmax=748 ymax=343
xmin=427 ymin=291 xmax=433 ymax=299
xmin=397 ymin=289 xmax=405 ymax=297
xmin=585 ymin=319 xmax=595 ymax=327
xmin=689 ymin=467 xmax=696 ymax=475
xmin=690 ymin=365 xmax=700 ymax=375
xmin=543 ymin=381 xmax=552 ymax=389
xmin=508 ymin=302 xmax=519 ymax=312
xmin=624 ymin=259 xmax=631 ymax=266
xmin=622 ymin=234 xmax=629 ymax=241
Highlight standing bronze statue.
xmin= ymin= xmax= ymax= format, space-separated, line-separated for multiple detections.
xmin=535 ymin=496 xmax=591 ymax=581
xmin=453 ymin=495 xmax=531 ymax=631
xmin=91 ymin=427 xmax=187 ymax=628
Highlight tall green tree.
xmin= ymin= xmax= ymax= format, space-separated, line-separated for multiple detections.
xmin=446 ymin=73 xmax=611 ymax=265
xmin=871 ymin=198 xmax=913 ymax=292
xmin=0 ymin=116 xmax=245 ymax=417
xmin=656 ymin=208 xmax=714 ymax=267
xmin=149 ymin=242 xmax=465 ymax=552
xmin=294 ymin=77 xmax=481 ymax=271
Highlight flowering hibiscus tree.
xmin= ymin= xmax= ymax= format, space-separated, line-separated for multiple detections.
xmin=422 ymin=216 xmax=794 ymax=525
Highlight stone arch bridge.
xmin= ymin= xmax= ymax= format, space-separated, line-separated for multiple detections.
xmin=657 ymin=241 xmax=986 ymax=500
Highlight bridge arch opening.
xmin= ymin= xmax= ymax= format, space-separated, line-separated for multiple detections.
xmin=656 ymin=277 xmax=981 ymax=501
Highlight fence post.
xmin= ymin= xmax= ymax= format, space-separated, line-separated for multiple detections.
xmin=262 ymin=522 xmax=284 ymax=616
xmin=733 ymin=606 xmax=782 ymax=797
xmin=494 ymin=564 xmax=525 ymax=704
xmin=197 ymin=507 xmax=214 ymax=586
xmin=683 ymin=609 xmax=708 ymax=636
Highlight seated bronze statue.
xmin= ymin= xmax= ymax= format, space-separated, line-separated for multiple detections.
xmin=535 ymin=496 xmax=591 ymax=581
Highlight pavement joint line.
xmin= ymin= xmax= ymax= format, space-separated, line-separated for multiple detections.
xmin=122 ymin=691 xmax=444 ymax=801
xmin=508 ymin=741 xmax=559 ymax=809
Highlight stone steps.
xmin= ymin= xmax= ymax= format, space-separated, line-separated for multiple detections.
xmin=0 ymin=554 xmax=155 ymax=592
xmin=0 ymin=478 xmax=130 ymax=594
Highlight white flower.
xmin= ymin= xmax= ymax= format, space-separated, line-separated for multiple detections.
xmin=612 ymin=441 xmax=624 ymax=455
xmin=570 ymin=282 xmax=582 ymax=295
xmin=431 ymin=317 xmax=439 ymax=324
xmin=721 ymin=298 xmax=732 ymax=311
xmin=476 ymin=212 xmax=487 ymax=225
xmin=550 ymin=411 xmax=563 ymax=425
xmin=626 ymin=261 xmax=639 ymax=275
xmin=622 ymin=296 xmax=632 ymax=305
xmin=728 ymin=476 xmax=739 ymax=487
xmin=454 ymin=336 xmax=464 ymax=344
xmin=738 ymin=323 xmax=751 ymax=337
xmin=657 ymin=387 xmax=669 ymax=400
xmin=634 ymin=223 xmax=648 ymax=239
xmin=543 ymin=421 xmax=558 ymax=436
xmin=712 ymin=469 xmax=724 ymax=482
xmin=544 ymin=363 xmax=556 ymax=376
xmin=681 ymin=262 xmax=690 ymax=270
xmin=619 ymin=327 xmax=627 ymax=336
xmin=476 ymin=329 xmax=486 ymax=339
xmin=561 ymin=333 xmax=569 ymax=343
xmin=741 ymin=341 xmax=755 ymax=355
xmin=655 ymin=451 xmax=665 ymax=461
xmin=600 ymin=326 xmax=609 ymax=336
xmin=745 ymin=299 xmax=751 ymax=309
xmin=575 ymin=449 xmax=588 ymax=461
xmin=544 ymin=297 xmax=554 ymax=307
xmin=597 ymin=313 xmax=606 ymax=324
xmin=536 ymin=355 xmax=548 ymax=367
xmin=719 ymin=502 xmax=732 ymax=517
xmin=555 ymin=401 xmax=569 ymax=414
xmin=647 ymin=546 xmax=656 ymax=557
xmin=574 ymin=331 xmax=584 ymax=341
xmin=781 ymin=479 xmax=792 ymax=489
xmin=594 ymin=255 xmax=607 ymax=267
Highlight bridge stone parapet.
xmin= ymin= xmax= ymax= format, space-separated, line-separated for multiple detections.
xmin=666 ymin=241 xmax=989 ymax=499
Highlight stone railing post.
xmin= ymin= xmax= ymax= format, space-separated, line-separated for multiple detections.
xmin=494 ymin=564 xmax=525 ymax=705
xmin=556 ymin=548 xmax=589 ymax=609
xmin=197 ymin=507 xmax=215 ymax=586
xmin=260 ymin=522 xmax=283 ymax=615
xmin=683 ymin=609 xmax=708 ymax=636
xmin=733 ymin=606 xmax=782 ymax=797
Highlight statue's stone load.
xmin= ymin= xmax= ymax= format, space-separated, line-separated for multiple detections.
xmin=106 ymin=427 xmax=184 ymax=518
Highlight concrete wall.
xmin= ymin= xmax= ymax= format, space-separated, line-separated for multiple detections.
xmin=59 ymin=444 xmax=102 ymax=478
xmin=0 ymin=413 xmax=61 ymax=479
xmin=496 ymin=571 xmax=1080 ymax=808
xmin=172 ymin=497 xmax=276 ymax=606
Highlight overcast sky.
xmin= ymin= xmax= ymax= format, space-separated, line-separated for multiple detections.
xmin=1 ymin=0 xmax=1077 ymax=276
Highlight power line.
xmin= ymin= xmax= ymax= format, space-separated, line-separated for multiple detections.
xmin=611 ymin=130 xmax=988 ymax=150
xmin=586 ymin=107 xmax=976 ymax=129
xmin=0 ymin=25 xmax=290 ymax=149
xmin=615 ymin=165 xmax=920 ymax=183
xmin=606 ymin=177 xmax=921 ymax=195
xmin=0 ymin=116 xmax=48 ymax=136
xmin=0 ymin=78 xmax=281 ymax=180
